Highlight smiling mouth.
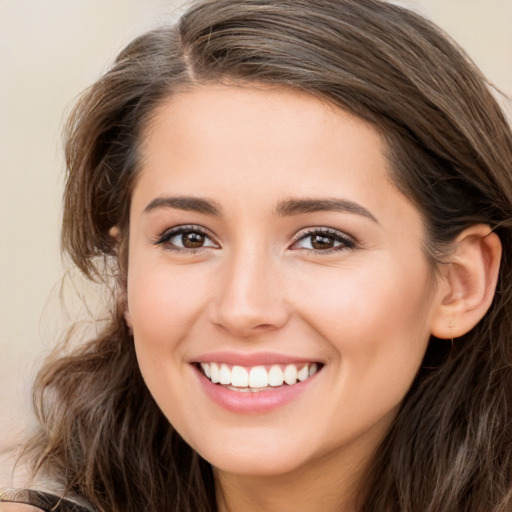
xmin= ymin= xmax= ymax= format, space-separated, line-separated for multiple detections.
xmin=196 ymin=362 xmax=321 ymax=392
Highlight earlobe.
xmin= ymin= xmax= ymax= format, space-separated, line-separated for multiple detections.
xmin=109 ymin=225 xmax=121 ymax=246
xmin=109 ymin=226 xmax=120 ymax=238
xmin=430 ymin=224 xmax=502 ymax=339
xmin=124 ymin=310 xmax=133 ymax=329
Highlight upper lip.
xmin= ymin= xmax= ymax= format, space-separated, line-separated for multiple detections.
xmin=192 ymin=351 xmax=322 ymax=367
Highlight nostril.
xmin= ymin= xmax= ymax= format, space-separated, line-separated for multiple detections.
xmin=212 ymin=318 xmax=280 ymax=339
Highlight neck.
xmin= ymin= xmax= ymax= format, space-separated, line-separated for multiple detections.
xmin=214 ymin=448 xmax=368 ymax=512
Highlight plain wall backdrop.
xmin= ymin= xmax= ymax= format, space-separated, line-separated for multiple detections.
xmin=1 ymin=0 xmax=511 ymax=486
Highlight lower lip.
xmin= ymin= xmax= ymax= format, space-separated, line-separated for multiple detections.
xmin=194 ymin=365 xmax=319 ymax=413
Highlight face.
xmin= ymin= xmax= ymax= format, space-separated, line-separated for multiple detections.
xmin=126 ymin=85 xmax=443 ymax=478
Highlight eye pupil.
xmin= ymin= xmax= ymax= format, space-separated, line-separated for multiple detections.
xmin=182 ymin=232 xmax=205 ymax=248
xmin=311 ymin=235 xmax=335 ymax=250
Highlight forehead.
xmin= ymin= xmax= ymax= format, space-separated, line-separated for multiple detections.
xmin=138 ymin=86 xmax=389 ymax=191
xmin=132 ymin=84 xmax=423 ymax=234
xmin=130 ymin=84 xmax=428 ymax=272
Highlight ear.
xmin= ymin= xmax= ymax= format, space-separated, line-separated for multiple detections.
xmin=430 ymin=224 xmax=502 ymax=339
xmin=109 ymin=225 xmax=121 ymax=244
xmin=124 ymin=309 xmax=133 ymax=329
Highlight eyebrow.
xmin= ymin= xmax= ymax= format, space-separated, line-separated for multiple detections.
xmin=143 ymin=195 xmax=377 ymax=223
xmin=144 ymin=196 xmax=222 ymax=216
xmin=276 ymin=198 xmax=378 ymax=223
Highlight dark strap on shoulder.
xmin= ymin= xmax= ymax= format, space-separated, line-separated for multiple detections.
xmin=0 ymin=488 xmax=93 ymax=512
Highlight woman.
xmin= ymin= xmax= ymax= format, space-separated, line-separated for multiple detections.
xmin=2 ymin=0 xmax=511 ymax=510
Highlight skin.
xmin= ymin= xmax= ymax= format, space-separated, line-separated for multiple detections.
xmin=126 ymin=85 xmax=451 ymax=512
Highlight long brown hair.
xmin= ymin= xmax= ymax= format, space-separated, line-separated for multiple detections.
xmin=27 ymin=1 xmax=512 ymax=510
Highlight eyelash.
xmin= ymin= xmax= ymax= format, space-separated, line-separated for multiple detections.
xmin=153 ymin=225 xmax=218 ymax=253
xmin=290 ymin=228 xmax=356 ymax=254
xmin=153 ymin=225 xmax=356 ymax=254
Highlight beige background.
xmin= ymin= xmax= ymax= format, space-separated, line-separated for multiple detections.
xmin=1 ymin=0 xmax=511 ymax=485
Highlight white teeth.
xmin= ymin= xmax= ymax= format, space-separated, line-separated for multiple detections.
xmin=268 ymin=365 xmax=284 ymax=387
xmin=219 ymin=364 xmax=231 ymax=385
xmin=199 ymin=361 xmax=320 ymax=389
xmin=297 ymin=365 xmax=309 ymax=382
xmin=249 ymin=366 xmax=269 ymax=388
xmin=210 ymin=362 xmax=220 ymax=383
xmin=283 ymin=364 xmax=298 ymax=385
xmin=231 ymin=365 xmax=249 ymax=387
xmin=200 ymin=363 xmax=211 ymax=379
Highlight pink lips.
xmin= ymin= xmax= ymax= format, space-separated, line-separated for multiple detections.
xmin=192 ymin=352 xmax=321 ymax=414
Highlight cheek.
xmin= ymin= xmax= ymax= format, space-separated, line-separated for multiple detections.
xmin=125 ymin=259 xmax=211 ymax=418
xmin=125 ymin=254 xmax=214 ymax=375
xmin=128 ymin=256 xmax=206 ymax=329
xmin=290 ymin=257 xmax=433 ymax=382
xmin=293 ymin=265 xmax=432 ymax=442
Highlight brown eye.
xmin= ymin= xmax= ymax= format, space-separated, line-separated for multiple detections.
xmin=181 ymin=231 xmax=206 ymax=248
xmin=156 ymin=226 xmax=218 ymax=251
xmin=310 ymin=234 xmax=336 ymax=250
xmin=291 ymin=228 xmax=356 ymax=252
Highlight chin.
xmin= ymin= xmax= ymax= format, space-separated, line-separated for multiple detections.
xmin=186 ymin=428 xmax=314 ymax=477
xmin=208 ymin=450 xmax=311 ymax=478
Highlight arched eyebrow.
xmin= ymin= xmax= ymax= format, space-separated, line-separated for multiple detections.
xmin=143 ymin=195 xmax=378 ymax=223
xmin=276 ymin=198 xmax=378 ymax=223
xmin=144 ymin=196 xmax=222 ymax=216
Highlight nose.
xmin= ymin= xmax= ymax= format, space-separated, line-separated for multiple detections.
xmin=210 ymin=247 xmax=290 ymax=339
